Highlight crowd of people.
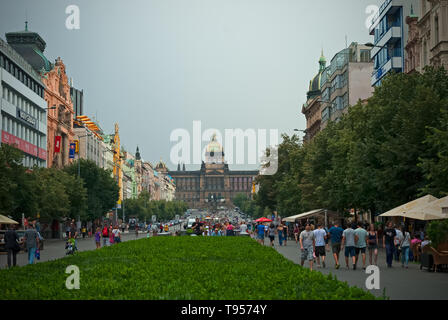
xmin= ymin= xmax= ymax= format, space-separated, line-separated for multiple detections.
xmin=188 ymin=218 xmax=251 ymax=237
xmin=252 ymin=218 xmax=430 ymax=272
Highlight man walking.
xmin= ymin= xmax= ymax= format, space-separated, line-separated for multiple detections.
xmin=342 ymin=223 xmax=357 ymax=270
xmin=354 ymin=222 xmax=368 ymax=270
xmin=383 ymin=222 xmax=397 ymax=268
xmin=300 ymin=224 xmax=316 ymax=271
xmin=5 ymin=224 xmax=20 ymax=268
xmin=313 ymin=224 xmax=327 ymax=268
xmin=256 ymin=222 xmax=265 ymax=245
xmin=24 ymin=224 xmax=39 ymax=265
xmin=328 ymin=222 xmax=344 ymax=269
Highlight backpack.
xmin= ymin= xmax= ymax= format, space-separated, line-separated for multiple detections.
xmin=102 ymin=227 xmax=108 ymax=237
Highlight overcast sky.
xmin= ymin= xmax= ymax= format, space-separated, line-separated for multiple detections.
xmin=0 ymin=0 xmax=382 ymax=170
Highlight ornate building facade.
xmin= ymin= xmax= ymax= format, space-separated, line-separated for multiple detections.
xmin=302 ymin=43 xmax=373 ymax=141
xmin=406 ymin=0 xmax=448 ymax=73
xmin=42 ymin=58 xmax=74 ymax=168
xmin=302 ymin=52 xmax=326 ymax=142
xmin=168 ymin=135 xmax=258 ymax=209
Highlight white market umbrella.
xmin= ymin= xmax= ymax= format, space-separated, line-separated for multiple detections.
xmin=379 ymin=195 xmax=438 ymax=218
xmin=0 ymin=214 xmax=19 ymax=224
xmin=405 ymin=196 xmax=448 ymax=221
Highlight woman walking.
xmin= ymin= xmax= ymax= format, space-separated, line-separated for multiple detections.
xmin=268 ymin=223 xmax=276 ymax=247
xmin=294 ymin=223 xmax=300 ymax=244
xmin=277 ymin=222 xmax=284 ymax=246
xmin=400 ymin=226 xmax=411 ymax=268
xmin=283 ymin=222 xmax=288 ymax=246
xmin=109 ymin=224 xmax=115 ymax=245
xmin=367 ymin=224 xmax=378 ymax=266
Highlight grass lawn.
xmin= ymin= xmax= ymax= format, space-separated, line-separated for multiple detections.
xmin=1 ymin=237 xmax=378 ymax=300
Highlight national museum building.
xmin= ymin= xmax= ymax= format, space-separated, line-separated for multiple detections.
xmin=168 ymin=135 xmax=259 ymax=209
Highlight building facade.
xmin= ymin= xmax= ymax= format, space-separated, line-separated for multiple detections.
xmin=302 ymin=43 xmax=373 ymax=140
xmin=406 ymin=0 xmax=448 ymax=73
xmin=73 ymin=125 xmax=106 ymax=168
xmin=369 ymin=0 xmax=420 ymax=86
xmin=168 ymin=135 xmax=258 ymax=209
xmin=6 ymin=26 xmax=75 ymax=168
xmin=0 ymin=36 xmax=47 ymax=167
xmin=320 ymin=43 xmax=373 ymax=129
xmin=301 ymin=52 xmax=326 ymax=142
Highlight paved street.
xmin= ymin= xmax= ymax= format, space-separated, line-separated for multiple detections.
xmin=264 ymin=236 xmax=448 ymax=300
xmin=0 ymin=231 xmax=154 ymax=269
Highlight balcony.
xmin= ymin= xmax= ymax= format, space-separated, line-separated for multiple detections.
xmin=369 ymin=0 xmax=394 ymax=34
xmin=371 ymin=56 xmax=403 ymax=86
xmin=370 ymin=27 xmax=402 ymax=58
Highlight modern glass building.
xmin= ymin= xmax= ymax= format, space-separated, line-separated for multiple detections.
xmin=0 ymin=36 xmax=47 ymax=168
xmin=369 ymin=0 xmax=419 ymax=86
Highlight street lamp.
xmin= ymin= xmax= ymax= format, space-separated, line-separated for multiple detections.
xmin=45 ymin=106 xmax=57 ymax=110
xmin=364 ymin=42 xmax=387 ymax=50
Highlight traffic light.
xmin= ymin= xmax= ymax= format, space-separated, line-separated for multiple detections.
xmin=74 ymin=140 xmax=79 ymax=153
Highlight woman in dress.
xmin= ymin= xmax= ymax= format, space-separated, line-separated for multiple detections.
xmin=367 ymin=224 xmax=378 ymax=266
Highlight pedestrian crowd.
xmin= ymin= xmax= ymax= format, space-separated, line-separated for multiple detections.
xmin=252 ymin=218 xmax=426 ymax=272
xmin=188 ymin=218 xmax=251 ymax=237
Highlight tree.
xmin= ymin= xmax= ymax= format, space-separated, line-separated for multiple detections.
xmin=64 ymin=159 xmax=119 ymax=221
xmin=31 ymin=168 xmax=87 ymax=221
xmin=254 ymin=67 xmax=448 ymax=220
xmin=0 ymin=144 xmax=37 ymax=219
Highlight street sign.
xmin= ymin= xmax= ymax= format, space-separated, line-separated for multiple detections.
xmin=152 ymin=215 xmax=157 ymax=223
xmin=69 ymin=143 xmax=76 ymax=159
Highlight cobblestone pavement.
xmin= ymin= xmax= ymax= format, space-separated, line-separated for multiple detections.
xmin=263 ymin=235 xmax=448 ymax=300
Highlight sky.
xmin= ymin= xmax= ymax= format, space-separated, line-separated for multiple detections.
xmin=0 ymin=0 xmax=382 ymax=170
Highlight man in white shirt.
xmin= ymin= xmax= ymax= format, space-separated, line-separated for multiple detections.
xmin=239 ymin=222 xmax=249 ymax=236
xmin=313 ymin=224 xmax=327 ymax=268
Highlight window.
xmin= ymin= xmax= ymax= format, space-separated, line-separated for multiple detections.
xmin=360 ymin=50 xmax=370 ymax=62
xmin=322 ymin=107 xmax=330 ymax=122
xmin=435 ymin=16 xmax=439 ymax=44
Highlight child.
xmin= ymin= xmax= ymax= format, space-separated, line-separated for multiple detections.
xmin=95 ymin=227 xmax=101 ymax=249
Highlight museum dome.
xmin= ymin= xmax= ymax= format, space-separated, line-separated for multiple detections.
xmin=206 ymin=133 xmax=223 ymax=153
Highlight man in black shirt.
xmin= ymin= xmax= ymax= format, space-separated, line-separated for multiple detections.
xmin=383 ymin=221 xmax=397 ymax=268
xmin=191 ymin=218 xmax=203 ymax=236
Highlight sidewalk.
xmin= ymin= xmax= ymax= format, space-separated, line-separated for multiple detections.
xmin=265 ymin=236 xmax=448 ymax=300
xmin=0 ymin=232 xmax=146 ymax=269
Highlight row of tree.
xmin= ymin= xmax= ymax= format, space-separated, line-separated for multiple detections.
xmin=0 ymin=146 xmax=119 ymax=223
xmin=118 ymin=191 xmax=188 ymax=222
xmin=252 ymin=67 xmax=448 ymax=218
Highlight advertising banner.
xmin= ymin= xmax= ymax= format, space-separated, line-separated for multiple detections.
xmin=55 ymin=136 xmax=62 ymax=153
